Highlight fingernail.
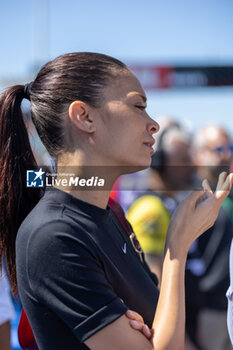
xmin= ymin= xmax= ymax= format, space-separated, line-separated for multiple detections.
xmin=126 ymin=310 xmax=134 ymax=317
xmin=142 ymin=325 xmax=151 ymax=339
xmin=130 ymin=320 xmax=140 ymax=327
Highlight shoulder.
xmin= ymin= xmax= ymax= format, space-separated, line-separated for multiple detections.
xmin=16 ymin=197 xmax=102 ymax=299
xmin=16 ymin=195 xmax=99 ymax=271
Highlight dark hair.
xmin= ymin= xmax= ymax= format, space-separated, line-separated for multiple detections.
xmin=0 ymin=52 xmax=128 ymax=294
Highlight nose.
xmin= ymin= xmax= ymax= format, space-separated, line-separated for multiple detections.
xmin=146 ymin=114 xmax=160 ymax=136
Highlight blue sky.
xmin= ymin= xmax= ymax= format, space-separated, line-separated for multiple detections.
xmin=0 ymin=0 xmax=233 ymax=134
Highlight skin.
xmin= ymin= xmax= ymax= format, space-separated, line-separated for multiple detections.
xmin=55 ymin=72 xmax=159 ymax=208
xmin=54 ymin=72 xmax=233 ymax=350
xmin=144 ymin=254 xmax=163 ymax=286
xmin=126 ymin=310 xmax=152 ymax=339
xmin=0 ymin=321 xmax=11 ymax=350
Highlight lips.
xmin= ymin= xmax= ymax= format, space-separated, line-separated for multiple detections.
xmin=144 ymin=138 xmax=155 ymax=147
xmin=143 ymin=140 xmax=155 ymax=153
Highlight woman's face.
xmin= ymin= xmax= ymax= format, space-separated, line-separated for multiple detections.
xmin=95 ymin=72 xmax=159 ymax=170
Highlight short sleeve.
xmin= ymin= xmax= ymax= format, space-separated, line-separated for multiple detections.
xmin=127 ymin=195 xmax=170 ymax=256
xmin=27 ymin=220 xmax=128 ymax=342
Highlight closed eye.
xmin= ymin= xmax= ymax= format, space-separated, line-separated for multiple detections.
xmin=135 ymin=105 xmax=146 ymax=110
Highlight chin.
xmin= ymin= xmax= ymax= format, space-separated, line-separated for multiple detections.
xmin=131 ymin=161 xmax=151 ymax=173
xmin=118 ymin=162 xmax=149 ymax=176
xmin=116 ymin=155 xmax=151 ymax=175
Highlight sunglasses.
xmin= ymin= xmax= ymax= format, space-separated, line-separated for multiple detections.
xmin=213 ymin=144 xmax=233 ymax=154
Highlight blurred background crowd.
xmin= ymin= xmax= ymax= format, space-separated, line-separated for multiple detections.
xmin=0 ymin=0 xmax=233 ymax=349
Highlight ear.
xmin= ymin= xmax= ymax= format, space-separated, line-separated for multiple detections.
xmin=68 ymin=101 xmax=96 ymax=133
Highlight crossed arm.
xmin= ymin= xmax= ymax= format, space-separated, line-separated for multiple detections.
xmin=85 ymin=172 xmax=233 ymax=350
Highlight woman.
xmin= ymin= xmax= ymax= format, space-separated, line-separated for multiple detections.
xmin=0 ymin=52 xmax=232 ymax=350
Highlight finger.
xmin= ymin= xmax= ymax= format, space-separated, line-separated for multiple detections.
xmin=202 ymin=179 xmax=213 ymax=195
xmin=142 ymin=324 xmax=152 ymax=339
xmin=225 ymin=173 xmax=233 ymax=190
xmin=129 ymin=320 xmax=143 ymax=331
xmin=126 ymin=310 xmax=144 ymax=323
xmin=215 ymin=173 xmax=233 ymax=201
xmin=216 ymin=171 xmax=227 ymax=191
xmin=222 ymin=173 xmax=233 ymax=191
xmin=230 ymin=173 xmax=233 ymax=187
xmin=201 ymin=179 xmax=213 ymax=202
xmin=185 ymin=189 xmax=204 ymax=208
xmin=129 ymin=321 xmax=152 ymax=340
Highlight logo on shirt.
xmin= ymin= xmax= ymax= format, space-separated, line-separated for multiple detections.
xmin=122 ymin=243 xmax=127 ymax=254
xmin=26 ymin=168 xmax=45 ymax=188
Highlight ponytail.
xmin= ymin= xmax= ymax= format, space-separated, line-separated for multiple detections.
xmin=0 ymin=85 xmax=41 ymax=295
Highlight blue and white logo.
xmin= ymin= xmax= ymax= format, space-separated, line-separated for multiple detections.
xmin=26 ymin=168 xmax=45 ymax=188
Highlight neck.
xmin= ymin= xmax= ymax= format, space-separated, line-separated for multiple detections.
xmin=65 ymin=189 xmax=112 ymax=209
xmin=53 ymin=151 xmax=118 ymax=209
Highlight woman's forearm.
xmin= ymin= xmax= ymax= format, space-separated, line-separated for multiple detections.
xmin=151 ymin=245 xmax=187 ymax=350
xmin=150 ymin=173 xmax=233 ymax=350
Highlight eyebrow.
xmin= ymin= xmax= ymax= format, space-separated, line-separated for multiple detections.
xmin=127 ymin=92 xmax=147 ymax=103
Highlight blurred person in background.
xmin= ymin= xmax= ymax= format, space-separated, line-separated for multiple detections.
xmin=185 ymin=125 xmax=233 ymax=350
xmin=0 ymin=263 xmax=16 ymax=350
xmin=127 ymin=123 xmax=194 ymax=283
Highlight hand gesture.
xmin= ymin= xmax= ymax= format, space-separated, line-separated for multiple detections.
xmin=166 ymin=172 xmax=233 ymax=256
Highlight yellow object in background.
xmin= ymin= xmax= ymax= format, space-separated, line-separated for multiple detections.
xmin=127 ymin=195 xmax=171 ymax=256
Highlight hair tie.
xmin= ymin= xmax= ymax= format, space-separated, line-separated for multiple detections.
xmin=23 ymin=82 xmax=33 ymax=101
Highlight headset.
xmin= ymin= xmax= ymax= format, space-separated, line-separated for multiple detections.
xmin=150 ymin=125 xmax=180 ymax=172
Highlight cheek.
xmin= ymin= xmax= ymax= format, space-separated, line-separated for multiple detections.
xmin=199 ymin=151 xmax=216 ymax=165
xmin=210 ymin=154 xmax=222 ymax=165
xmin=104 ymin=111 xmax=145 ymax=148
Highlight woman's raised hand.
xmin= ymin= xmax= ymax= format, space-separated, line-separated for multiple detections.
xmin=166 ymin=172 xmax=233 ymax=257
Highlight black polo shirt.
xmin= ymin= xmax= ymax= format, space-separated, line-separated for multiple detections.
xmin=16 ymin=187 xmax=159 ymax=350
